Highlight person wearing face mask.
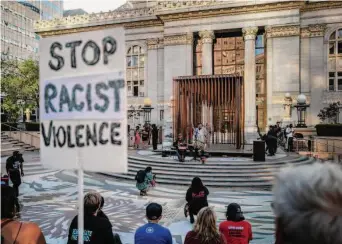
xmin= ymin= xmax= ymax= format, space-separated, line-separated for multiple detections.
xmin=67 ymin=192 xmax=115 ymax=244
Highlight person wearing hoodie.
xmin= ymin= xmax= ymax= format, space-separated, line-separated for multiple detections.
xmin=185 ymin=177 xmax=209 ymax=224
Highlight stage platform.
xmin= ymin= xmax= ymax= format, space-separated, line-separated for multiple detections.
xmin=155 ymin=144 xmax=254 ymax=158
xmin=206 ymin=144 xmax=253 ymax=157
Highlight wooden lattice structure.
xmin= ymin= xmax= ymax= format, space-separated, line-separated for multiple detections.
xmin=173 ymin=75 xmax=244 ymax=149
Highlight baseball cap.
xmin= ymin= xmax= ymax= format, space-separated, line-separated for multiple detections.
xmin=226 ymin=203 xmax=245 ymax=221
xmin=146 ymin=203 xmax=162 ymax=220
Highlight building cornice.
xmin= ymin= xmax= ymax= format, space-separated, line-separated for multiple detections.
xmin=266 ymin=25 xmax=300 ymax=38
xmin=300 ymin=1 xmax=342 ymax=13
xmin=301 ymin=24 xmax=326 ymax=38
xmin=158 ymin=1 xmax=304 ymax=22
xmin=164 ymin=33 xmax=193 ymax=46
xmin=147 ymin=38 xmax=164 ymax=50
xmin=37 ymin=19 xmax=163 ymax=38
xmin=34 ymin=1 xmax=340 ymax=37
xmin=35 ymin=7 xmax=157 ymax=35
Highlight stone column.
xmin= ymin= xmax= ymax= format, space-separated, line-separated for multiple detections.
xmin=242 ymin=26 xmax=258 ymax=142
xmin=164 ymin=33 xmax=193 ymax=126
xmin=199 ymin=30 xmax=215 ymax=75
xmin=147 ymin=38 xmax=163 ymax=124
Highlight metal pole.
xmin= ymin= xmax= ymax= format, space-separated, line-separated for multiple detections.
xmin=78 ymin=168 xmax=84 ymax=244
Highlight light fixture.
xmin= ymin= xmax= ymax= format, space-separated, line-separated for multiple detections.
xmin=293 ymin=94 xmax=309 ymax=128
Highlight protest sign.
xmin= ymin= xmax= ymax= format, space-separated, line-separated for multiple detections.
xmin=39 ymin=27 xmax=127 ymax=173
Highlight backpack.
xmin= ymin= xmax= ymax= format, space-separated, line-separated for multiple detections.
xmin=135 ymin=170 xmax=146 ymax=184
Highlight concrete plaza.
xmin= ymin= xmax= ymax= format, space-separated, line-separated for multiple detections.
xmin=1 ymin=152 xmax=275 ymax=244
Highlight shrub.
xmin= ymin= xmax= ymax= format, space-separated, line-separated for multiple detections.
xmin=317 ymin=102 xmax=340 ymax=124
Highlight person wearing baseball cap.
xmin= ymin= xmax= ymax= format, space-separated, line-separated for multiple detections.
xmin=134 ymin=203 xmax=172 ymax=244
xmin=219 ymin=203 xmax=253 ymax=244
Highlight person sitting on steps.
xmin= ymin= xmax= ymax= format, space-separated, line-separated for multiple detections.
xmin=173 ymin=133 xmax=187 ymax=162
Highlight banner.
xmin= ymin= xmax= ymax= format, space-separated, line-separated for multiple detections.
xmin=39 ymin=27 xmax=127 ymax=173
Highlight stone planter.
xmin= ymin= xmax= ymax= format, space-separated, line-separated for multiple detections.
xmin=315 ymin=124 xmax=342 ymax=137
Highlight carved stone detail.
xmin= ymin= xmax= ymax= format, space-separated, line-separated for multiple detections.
xmin=199 ymin=30 xmax=215 ymax=44
xmin=266 ymin=25 xmax=300 ymax=38
xmin=301 ymin=27 xmax=311 ymax=38
xmin=301 ymin=24 xmax=326 ymax=38
xmin=147 ymin=38 xmax=164 ymax=49
xmin=308 ymin=24 xmax=326 ymax=37
xmin=34 ymin=1 xmax=340 ymax=37
xmin=242 ymin=27 xmax=258 ymax=40
xmin=164 ymin=33 xmax=193 ymax=46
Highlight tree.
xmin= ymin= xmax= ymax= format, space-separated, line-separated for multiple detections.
xmin=1 ymin=59 xmax=39 ymax=122
xmin=317 ymin=102 xmax=341 ymax=124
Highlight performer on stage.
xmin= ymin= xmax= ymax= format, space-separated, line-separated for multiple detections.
xmin=193 ymin=123 xmax=207 ymax=164
xmin=173 ymin=133 xmax=187 ymax=162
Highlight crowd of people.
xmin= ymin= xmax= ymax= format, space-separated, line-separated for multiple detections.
xmin=132 ymin=122 xmax=212 ymax=165
xmin=173 ymin=123 xmax=212 ymax=163
xmin=258 ymin=122 xmax=296 ymax=156
xmin=134 ymin=161 xmax=342 ymax=244
xmin=2 ymin=149 xmax=342 ymax=244
xmin=132 ymin=124 xmax=160 ymax=150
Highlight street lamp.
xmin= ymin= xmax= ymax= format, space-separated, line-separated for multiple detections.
xmin=141 ymin=97 xmax=154 ymax=124
xmin=293 ymin=94 xmax=309 ymax=128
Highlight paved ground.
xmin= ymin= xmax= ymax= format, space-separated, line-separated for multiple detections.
xmin=1 ymin=151 xmax=275 ymax=244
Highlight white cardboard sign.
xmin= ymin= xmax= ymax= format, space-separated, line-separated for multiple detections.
xmin=39 ymin=27 xmax=127 ymax=173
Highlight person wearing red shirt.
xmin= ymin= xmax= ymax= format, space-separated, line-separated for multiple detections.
xmin=219 ymin=203 xmax=252 ymax=244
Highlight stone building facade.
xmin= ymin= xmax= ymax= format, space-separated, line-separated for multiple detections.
xmin=1 ymin=0 xmax=63 ymax=61
xmin=35 ymin=0 xmax=342 ymax=133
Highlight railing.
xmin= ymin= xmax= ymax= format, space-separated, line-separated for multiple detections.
xmin=1 ymin=122 xmax=40 ymax=148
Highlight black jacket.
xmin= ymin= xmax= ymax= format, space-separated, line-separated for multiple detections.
xmin=186 ymin=186 xmax=209 ymax=215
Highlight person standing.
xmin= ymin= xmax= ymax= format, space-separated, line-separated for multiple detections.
xmin=135 ymin=203 xmax=172 ymax=244
xmin=67 ymin=192 xmax=116 ymax=244
xmin=141 ymin=125 xmax=149 ymax=149
xmin=219 ymin=203 xmax=253 ymax=244
xmin=135 ymin=126 xmax=141 ymax=149
xmin=152 ymin=124 xmax=159 ymax=150
xmin=184 ymin=207 xmax=226 ymax=244
xmin=285 ymin=124 xmax=294 ymax=152
xmin=186 ymin=177 xmax=209 ymax=224
xmin=6 ymin=151 xmax=24 ymax=211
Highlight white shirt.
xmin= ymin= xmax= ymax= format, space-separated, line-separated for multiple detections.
xmin=286 ymin=127 xmax=294 ymax=137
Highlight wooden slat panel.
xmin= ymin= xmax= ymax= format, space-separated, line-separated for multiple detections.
xmin=173 ymin=74 xmax=244 ymax=147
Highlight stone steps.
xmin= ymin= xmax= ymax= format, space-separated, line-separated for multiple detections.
xmin=1 ymin=135 xmax=37 ymax=157
xmin=102 ymin=155 xmax=315 ymax=187
xmin=127 ymin=156 xmax=307 ymax=169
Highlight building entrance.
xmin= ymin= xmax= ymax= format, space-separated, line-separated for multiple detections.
xmin=173 ymin=75 xmax=244 ymax=149
xmin=195 ymin=31 xmax=267 ymax=131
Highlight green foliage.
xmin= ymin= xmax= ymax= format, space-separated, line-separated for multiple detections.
xmin=317 ymin=102 xmax=341 ymax=124
xmin=1 ymin=59 xmax=39 ymax=122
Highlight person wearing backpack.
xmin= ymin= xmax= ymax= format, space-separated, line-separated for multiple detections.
xmin=135 ymin=167 xmax=153 ymax=196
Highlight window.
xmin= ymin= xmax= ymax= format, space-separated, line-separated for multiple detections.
xmin=160 ymin=110 xmax=164 ymax=121
xmin=255 ymin=33 xmax=266 ymax=131
xmin=126 ymin=45 xmax=145 ymax=96
xmin=328 ymin=29 xmax=342 ymax=91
